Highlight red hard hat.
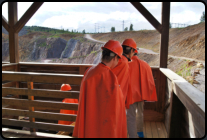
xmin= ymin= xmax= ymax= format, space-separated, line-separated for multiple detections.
xmin=122 ymin=38 xmax=138 ymax=53
xmin=101 ymin=40 xmax=123 ymax=58
xmin=60 ymin=84 xmax=72 ymax=91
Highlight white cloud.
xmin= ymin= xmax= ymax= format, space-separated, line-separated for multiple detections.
xmin=2 ymin=2 xmax=8 ymax=20
xmin=1 ymin=2 xmax=205 ymax=33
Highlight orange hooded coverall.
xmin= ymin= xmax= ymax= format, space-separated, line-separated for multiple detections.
xmin=58 ymin=84 xmax=78 ymax=125
xmin=128 ymin=55 xmax=157 ymax=105
xmin=73 ymin=63 xmax=127 ymax=138
xmin=58 ymin=98 xmax=78 ymax=125
xmin=112 ymin=54 xmax=132 ymax=109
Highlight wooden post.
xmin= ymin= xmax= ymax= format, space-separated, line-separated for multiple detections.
xmin=158 ymin=2 xmax=170 ymax=113
xmin=168 ymin=92 xmax=184 ymax=138
xmin=27 ymin=82 xmax=36 ymax=133
xmin=160 ymin=2 xmax=170 ymax=68
xmin=8 ymin=2 xmax=19 ymax=63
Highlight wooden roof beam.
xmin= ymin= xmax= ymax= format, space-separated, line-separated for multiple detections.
xmin=14 ymin=2 xmax=43 ymax=33
xmin=2 ymin=15 xmax=10 ymax=32
xmin=130 ymin=2 xmax=162 ymax=34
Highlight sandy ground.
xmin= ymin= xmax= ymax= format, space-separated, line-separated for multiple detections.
xmin=85 ymin=34 xmax=159 ymax=54
xmin=84 ymin=34 xmax=105 ymax=44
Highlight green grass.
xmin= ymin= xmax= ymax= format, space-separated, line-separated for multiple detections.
xmin=176 ymin=63 xmax=193 ymax=84
xmin=49 ymin=35 xmax=60 ymax=38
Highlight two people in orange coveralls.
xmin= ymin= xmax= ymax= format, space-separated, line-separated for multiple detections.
xmin=60 ymin=39 xmax=157 ymax=138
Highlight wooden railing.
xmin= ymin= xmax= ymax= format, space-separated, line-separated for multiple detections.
xmin=2 ymin=63 xmax=20 ymax=94
xmin=160 ymin=68 xmax=205 ymax=138
xmin=3 ymin=63 xmax=204 ymax=138
xmin=2 ymin=70 xmax=83 ymax=134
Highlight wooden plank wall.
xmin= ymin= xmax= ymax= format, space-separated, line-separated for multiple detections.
xmin=144 ymin=67 xmax=160 ymax=111
xmin=18 ymin=62 xmax=92 ymax=93
xmin=2 ymin=70 xmax=83 ymax=133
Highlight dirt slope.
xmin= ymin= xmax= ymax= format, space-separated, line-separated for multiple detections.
xmin=91 ymin=22 xmax=205 ymax=61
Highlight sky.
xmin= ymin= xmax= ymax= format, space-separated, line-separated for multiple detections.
xmin=2 ymin=2 xmax=205 ymax=33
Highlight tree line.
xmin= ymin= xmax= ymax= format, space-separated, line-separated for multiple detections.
xmin=111 ymin=24 xmax=134 ymax=32
xmin=23 ymin=25 xmax=87 ymax=34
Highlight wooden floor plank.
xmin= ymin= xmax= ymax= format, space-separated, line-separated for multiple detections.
xmin=143 ymin=121 xmax=146 ymax=137
xmin=21 ymin=134 xmax=33 ymax=138
xmin=9 ymin=133 xmax=18 ymax=138
xmin=156 ymin=122 xmax=166 ymax=138
xmin=151 ymin=121 xmax=159 ymax=138
xmin=2 ymin=132 xmax=10 ymax=138
xmin=161 ymin=122 xmax=167 ymax=137
xmin=145 ymin=121 xmax=153 ymax=138
xmin=16 ymin=134 xmax=24 ymax=138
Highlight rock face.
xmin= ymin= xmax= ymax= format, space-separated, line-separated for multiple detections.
xmin=93 ymin=51 xmax=102 ymax=64
xmin=28 ymin=37 xmax=67 ymax=60
xmin=47 ymin=38 xmax=67 ymax=58
xmin=60 ymin=39 xmax=78 ymax=58
xmin=54 ymin=40 xmax=104 ymax=64
xmin=30 ymin=42 xmax=40 ymax=60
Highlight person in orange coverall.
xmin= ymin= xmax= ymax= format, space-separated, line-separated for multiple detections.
xmin=73 ymin=40 xmax=127 ymax=138
xmin=111 ymin=39 xmax=137 ymax=106
xmin=57 ymin=84 xmax=78 ymax=135
xmin=127 ymin=46 xmax=158 ymax=138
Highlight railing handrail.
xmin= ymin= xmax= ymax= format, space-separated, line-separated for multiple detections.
xmin=18 ymin=62 xmax=94 ymax=67
xmin=2 ymin=63 xmax=18 ymax=71
xmin=160 ymin=68 xmax=205 ymax=114
xmin=2 ymin=87 xmax=80 ymax=99
xmin=2 ymin=71 xmax=83 ymax=85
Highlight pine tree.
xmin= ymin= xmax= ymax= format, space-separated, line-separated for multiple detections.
xmin=82 ymin=29 xmax=86 ymax=34
xmin=111 ymin=27 xmax=115 ymax=32
xmin=124 ymin=27 xmax=128 ymax=31
xmin=129 ymin=24 xmax=133 ymax=31
xmin=200 ymin=11 xmax=205 ymax=22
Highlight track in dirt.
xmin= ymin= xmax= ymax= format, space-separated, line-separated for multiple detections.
xmin=85 ymin=34 xmax=159 ymax=54
xmin=84 ymin=34 xmax=205 ymax=63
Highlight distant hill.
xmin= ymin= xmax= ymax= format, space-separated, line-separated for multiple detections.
xmin=2 ymin=26 xmax=28 ymax=36
xmin=2 ymin=25 xmax=83 ymax=37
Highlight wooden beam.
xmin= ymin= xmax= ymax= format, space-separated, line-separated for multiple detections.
xmin=2 ymin=118 xmax=74 ymax=133
xmin=8 ymin=2 xmax=19 ymax=63
xmin=2 ymin=97 xmax=79 ymax=110
xmin=2 ymin=63 xmax=18 ymax=71
xmin=157 ymin=2 xmax=170 ymax=113
xmin=2 ymin=87 xmax=80 ymax=99
xmin=2 ymin=71 xmax=83 ymax=85
xmin=14 ymin=2 xmax=44 ymax=33
xmin=2 ymin=108 xmax=77 ymax=122
xmin=2 ymin=128 xmax=74 ymax=138
xmin=27 ymin=82 xmax=35 ymax=132
xmin=2 ymin=82 xmax=17 ymax=88
xmin=2 ymin=15 xmax=10 ymax=32
xmin=130 ymin=2 xmax=162 ymax=34
xmin=159 ymin=2 xmax=170 ymax=68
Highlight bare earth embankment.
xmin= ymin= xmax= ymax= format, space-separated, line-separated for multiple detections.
xmin=90 ymin=23 xmax=205 ymax=93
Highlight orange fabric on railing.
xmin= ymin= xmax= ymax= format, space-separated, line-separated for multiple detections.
xmin=73 ymin=63 xmax=127 ymax=138
xmin=58 ymin=98 xmax=78 ymax=125
xmin=128 ymin=55 xmax=157 ymax=105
